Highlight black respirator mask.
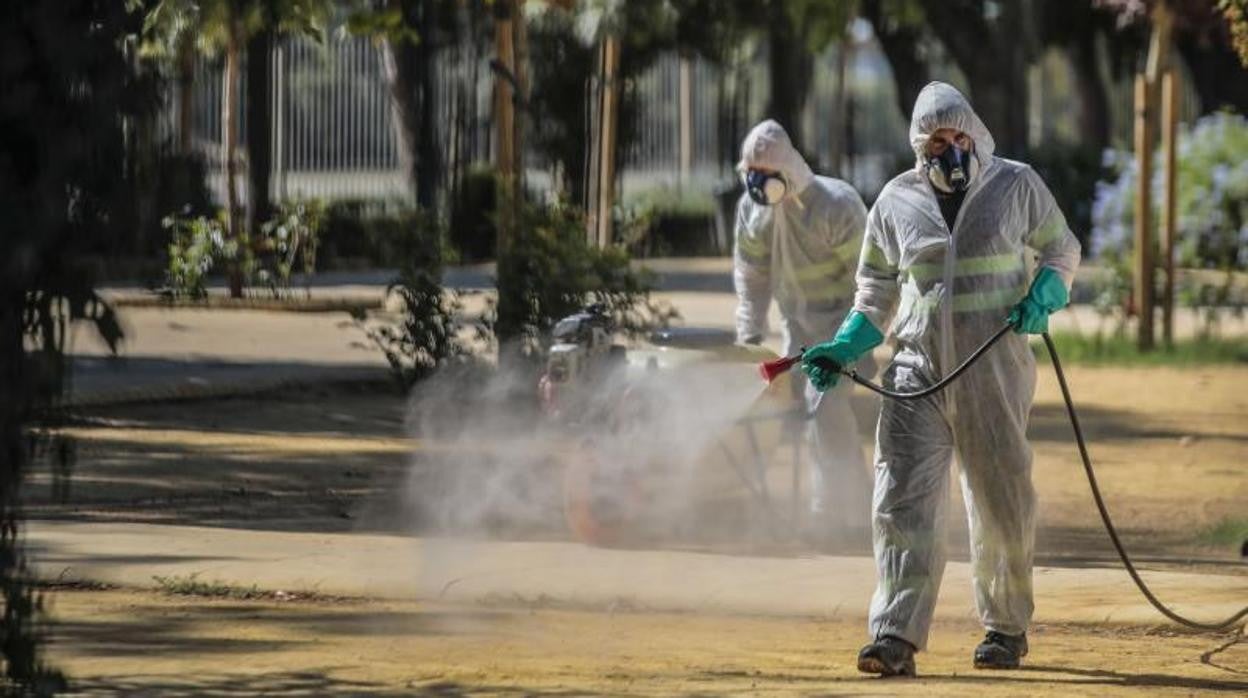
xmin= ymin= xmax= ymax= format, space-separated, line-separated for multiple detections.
xmin=745 ymin=169 xmax=788 ymax=206
xmin=926 ymin=144 xmax=976 ymax=194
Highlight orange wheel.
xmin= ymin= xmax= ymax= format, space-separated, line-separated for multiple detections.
xmin=562 ymin=441 xmax=645 ymax=546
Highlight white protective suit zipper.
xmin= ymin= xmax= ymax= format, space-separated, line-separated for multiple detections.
xmin=934 ymin=160 xmax=990 ymax=420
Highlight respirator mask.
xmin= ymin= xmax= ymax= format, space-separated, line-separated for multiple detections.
xmin=745 ymin=169 xmax=788 ymax=206
xmin=925 ymin=143 xmax=977 ymax=194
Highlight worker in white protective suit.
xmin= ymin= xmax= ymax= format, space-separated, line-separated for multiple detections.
xmin=733 ymin=119 xmax=873 ymax=541
xmin=800 ymin=83 xmax=1081 ymax=676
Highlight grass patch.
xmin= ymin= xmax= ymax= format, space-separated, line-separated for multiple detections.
xmin=1033 ymin=331 xmax=1248 ymax=366
xmin=1197 ymin=518 xmax=1248 ymax=549
xmin=152 ymin=574 xmax=355 ymax=603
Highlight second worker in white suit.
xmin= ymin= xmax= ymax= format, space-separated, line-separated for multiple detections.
xmin=733 ymin=119 xmax=873 ymax=539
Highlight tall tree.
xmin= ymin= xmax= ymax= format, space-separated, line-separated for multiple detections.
xmin=861 ymin=0 xmax=930 ymax=124
xmin=2 ymin=1 xmax=138 ymax=690
xmin=914 ymin=0 xmax=1033 ymax=156
xmin=1098 ymin=0 xmax=1248 ymax=113
xmin=142 ymin=0 xmax=327 ymax=297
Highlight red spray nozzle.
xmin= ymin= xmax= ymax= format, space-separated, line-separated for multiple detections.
xmin=758 ymin=354 xmax=802 ymax=383
xmin=758 ymin=350 xmax=842 ymax=384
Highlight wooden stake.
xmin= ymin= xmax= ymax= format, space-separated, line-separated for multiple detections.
xmin=1161 ymin=68 xmax=1178 ymax=348
xmin=1133 ymin=74 xmax=1155 ymax=351
xmin=595 ymin=34 xmax=621 ymax=249
xmin=679 ymin=56 xmax=693 ymax=186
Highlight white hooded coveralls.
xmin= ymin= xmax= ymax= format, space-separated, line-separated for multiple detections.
xmin=855 ymin=83 xmax=1081 ymax=649
xmin=733 ymin=119 xmax=872 ymax=528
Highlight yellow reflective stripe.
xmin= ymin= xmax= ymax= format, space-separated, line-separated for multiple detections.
xmin=861 ymin=243 xmax=892 ymax=272
xmin=737 ymin=233 xmax=768 ymax=258
xmin=951 ymin=286 xmax=1023 ymax=313
xmin=781 ymin=276 xmax=855 ymax=303
xmin=1028 ymin=213 xmax=1067 ymax=248
xmin=908 ymin=253 xmax=1023 ymax=283
xmin=793 ymin=258 xmax=850 ymax=282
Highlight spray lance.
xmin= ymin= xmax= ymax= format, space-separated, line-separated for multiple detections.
xmin=759 ymin=322 xmax=1248 ymax=633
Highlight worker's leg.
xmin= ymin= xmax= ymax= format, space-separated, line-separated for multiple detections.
xmin=807 ymin=376 xmax=872 ymax=530
xmin=868 ymin=360 xmax=955 ymax=651
xmin=952 ymin=340 xmax=1038 ymax=637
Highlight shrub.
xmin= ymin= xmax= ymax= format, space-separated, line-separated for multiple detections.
xmin=1089 ymin=112 xmax=1248 ymax=333
xmin=448 ymin=165 xmax=498 ymax=262
xmin=162 ymin=213 xmax=233 ymax=299
xmin=492 ymin=195 xmax=672 ymax=358
xmin=253 ymin=199 xmax=325 ymax=297
xmin=161 ymin=199 xmax=325 ymax=299
xmin=354 ymin=208 xmax=467 ymax=388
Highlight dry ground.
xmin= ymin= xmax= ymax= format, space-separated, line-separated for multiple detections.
xmin=45 ymin=588 xmax=1247 ymax=696
xmin=25 ymin=363 xmax=1248 ymax=694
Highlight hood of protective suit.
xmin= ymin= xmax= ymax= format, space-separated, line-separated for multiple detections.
xmin=909 ymin=82 xmax=995 ymax=170
xmin=738 ymin=120 xmax=815 ymax=198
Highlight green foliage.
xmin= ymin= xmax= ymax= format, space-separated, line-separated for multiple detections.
xmin=1029 ymin=143 xmax=1107 ymax=250
xmin=527 ymin=10 xmax=595 ymax=203
xmin=356 ymin=209 xmax=467 ymax=389
xmin=3 ymin=0 xmax=149 ymax=690
xmin=163 ymin=213 xmax=232 ymax=299
xmin=617 ymin=188 xmax=717 ymax=257
xmin=448 ymin=165 xmax=499 ymax=262
xmin=162 ymin=200 xmax=325 ymax=299
xmin=1198 ymin=516 xmax=1248 ymax=547
xmin=492 ymin=196 xmax=671 ymax=357
xmin=1090 ymin=112 xmax=1248 ymax=327
xmin=1223 ymin=0 xmax=1248 ymax=67
xmin=139 ymin=0 xmax=329 ymax=58
xmin=1034 ymin=330 xmax=1248 ymax=365
xmin=153 ymin=574 xmax=264 ymax=599
xmin=254 ymin=199 xmax=325 ymax=296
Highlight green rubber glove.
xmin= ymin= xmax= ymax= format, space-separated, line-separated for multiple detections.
xmin=1007 ymin=266 xmax=1069 ymax=335
xmin=801 ymin=311 xmax=884 ymax=392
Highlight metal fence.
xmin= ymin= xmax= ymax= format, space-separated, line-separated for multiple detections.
xmin=176 ymin=29 xmax=909 ymax=209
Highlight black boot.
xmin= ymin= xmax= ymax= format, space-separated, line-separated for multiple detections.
xmin=857 ymin=635 xmax=917 ymax=677
xmin=973 ymin=630 xmax=1028 ymax=669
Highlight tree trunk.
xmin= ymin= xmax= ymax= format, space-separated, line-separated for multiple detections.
xmin=829 ymin=39 xmax=849 ymax=177
xmin=224 ymin=33 xmax=244 ymax=298
xmin=916 ymin=0 xmax=1031 ymax=156
xmin=177 ymin=35 xmax=195 ymax=155
xmin=415 ymin=0 xmax=439 ymax=210
xmin=381 ymin=36 xmax=420 ymax=203
xmin=861 ymin=0 xmax=928 ymax=126
xmin=1177 ymin=36 xmax=1248 ymax=114
xmin=246 ymin=27 xmax=274 ymax=236
xmin=765 ymin=2 xmax=812 ymax=153
xmin=381 ymin=0 xmax=440 ymax=209
xmin=1071 ymin=26 xmax=1110 ymax=152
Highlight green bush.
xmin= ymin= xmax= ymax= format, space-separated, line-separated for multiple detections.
xmin=1029 ymin=142 xmax=1105 ymax=250
xmin=161 ymin=200 xmax=325 ymax=299
xmin=162 ymin=213 xmax=233 ymax=299
xmin=448 ymin=165 xmax=498 ymax=262
xmin=1089 ymin=112 xmax=1248 ymax=334
xmin=355 ymin=208 xmax=467 ymax=389
xmin=253 ymin=199 xmax=325 ymax=297
xmin=1035 ymin=330 xmax=1248 ymax=365
xmin=492 ymin=195 xmax=670 ymax=358
xmin=618 ymin=188 xmax=718 ymax=257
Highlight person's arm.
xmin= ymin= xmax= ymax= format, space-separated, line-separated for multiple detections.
xmin=801 ymin=201 xmax=896 ymax=392
xmin=1022 ymin=168 xmax=1082 ymax=287
xmin=734 ymin=198 xmax=772 ymax=344
xmin=852 ymin=203 xmax=901 ymax=333
xmin=1009 ymin=168 xmax=1083 ymax=334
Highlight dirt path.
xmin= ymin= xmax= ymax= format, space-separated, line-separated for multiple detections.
xmin=45 ymin=587 xmax=1247 ymax=696
xmin=28 ymin=365 xmax=1248 ymax=563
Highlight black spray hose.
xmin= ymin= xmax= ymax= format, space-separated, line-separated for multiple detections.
xmin=826 ymin=322 xmax=1247 ymax=633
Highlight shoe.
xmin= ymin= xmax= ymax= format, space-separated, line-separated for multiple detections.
xmin=857 ymin=635 xmax=917 ymax=677
xmin=973 ymin=630 xmax=1028 ymax=669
